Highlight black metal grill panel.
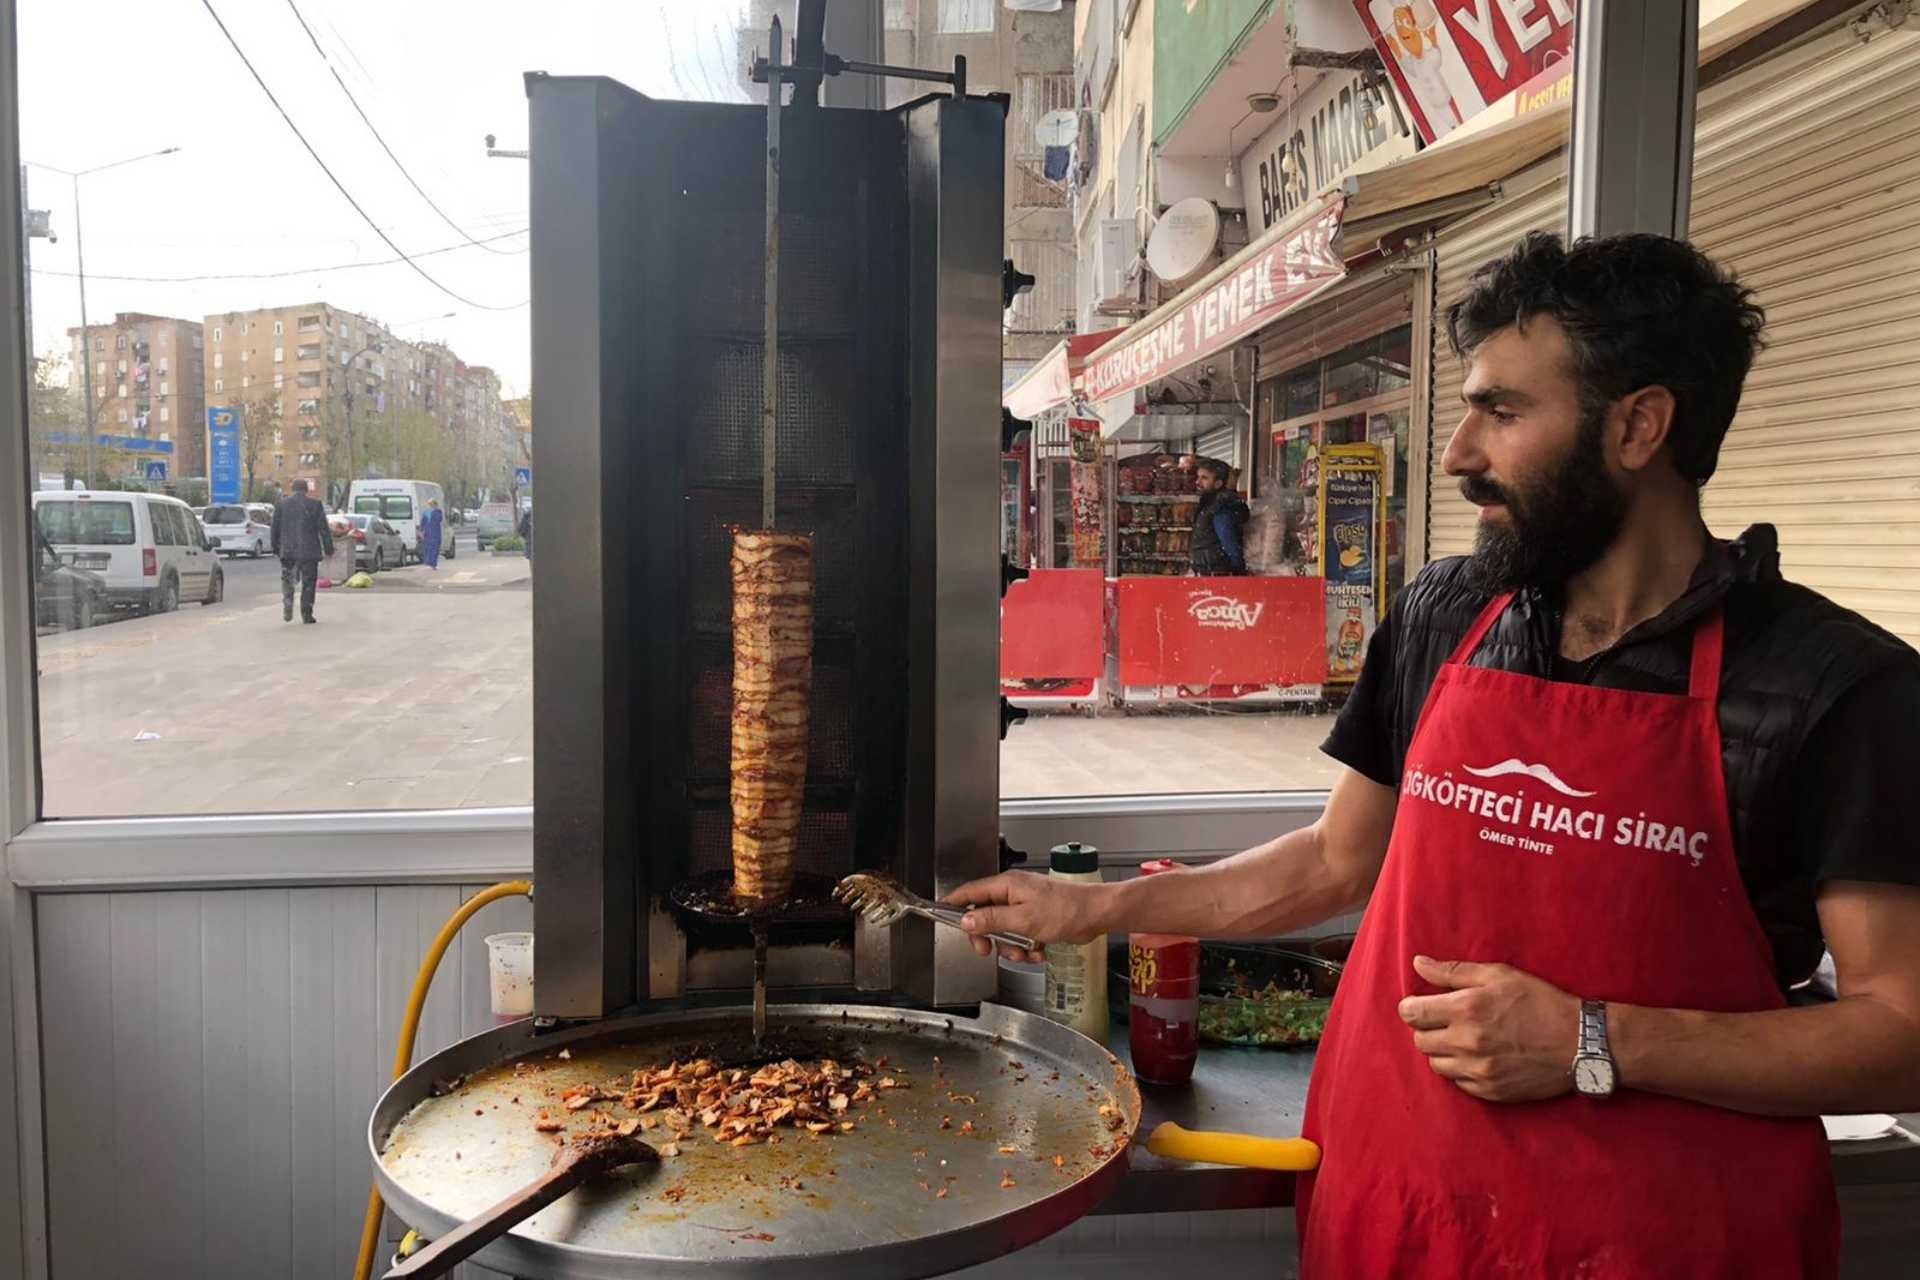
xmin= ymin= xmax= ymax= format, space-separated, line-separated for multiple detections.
xmin=683 ymin=486 xmax=858 ymax=634
xmin=687 ymin=806 xmax=853 ymax=881
xmin=687 ymin=635 xmax=855 ymax=782
xmin=679 ymin=207 xmax=859 ymax=337
xmin=685 ymin=339 xmax=857 ymax=488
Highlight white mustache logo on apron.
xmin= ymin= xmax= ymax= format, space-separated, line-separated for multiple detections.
xmin=1402 ymin=760 xmax=1709 ymax=866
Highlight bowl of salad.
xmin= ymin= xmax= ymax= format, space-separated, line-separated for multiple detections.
xmin=1109 ymin=941 xmax=1342 ymax=1048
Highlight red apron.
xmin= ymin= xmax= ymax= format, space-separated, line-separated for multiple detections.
xmin=1298 ymin=594 xmax=1838 ymax=1278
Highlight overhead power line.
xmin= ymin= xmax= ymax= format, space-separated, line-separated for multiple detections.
xmin=195 ymin=0 xmax=527 ymax=311
xmin=282 ymin=0 xmax=518 ymax=256
xmin=30 ymin=227 xmax=528 ymax=284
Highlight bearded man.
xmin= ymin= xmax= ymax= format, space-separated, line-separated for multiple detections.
xmin=949 ymin=233 xmax=1920 ymax=1277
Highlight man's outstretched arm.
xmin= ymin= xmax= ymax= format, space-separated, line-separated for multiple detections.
xmin=946 ymin=767 xmax=1397 ymax=961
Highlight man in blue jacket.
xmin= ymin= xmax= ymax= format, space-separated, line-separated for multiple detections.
xmin=1189 ymin=457 xmax=1249 ymax=575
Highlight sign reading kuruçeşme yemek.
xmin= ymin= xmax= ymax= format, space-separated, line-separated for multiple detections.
xmin=1080 ymin=200 xmax=1346 ymax=405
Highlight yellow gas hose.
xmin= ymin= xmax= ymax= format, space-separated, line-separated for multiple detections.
xmin=352 ymin=879 xmax=533 ymax=1280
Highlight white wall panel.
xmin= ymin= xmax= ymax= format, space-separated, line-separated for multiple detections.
xmin=37 ymin=885 xmax=529 ymax=1280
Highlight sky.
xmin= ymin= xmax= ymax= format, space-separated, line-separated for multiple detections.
xmin=17 ymin=0 xmax=771 ymax=395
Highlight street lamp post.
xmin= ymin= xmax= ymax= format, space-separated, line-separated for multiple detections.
xmin=26 ymin=147 xmax=180 ymax=487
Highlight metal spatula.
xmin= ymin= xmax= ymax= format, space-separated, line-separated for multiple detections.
xmin=384 ymin=1132 xmax=657 ymax=1279
xmin=835 ymin=872 xmax=1041 ymax=954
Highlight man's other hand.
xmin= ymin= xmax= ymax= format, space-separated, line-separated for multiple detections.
xmin=1398 ymin=955 xmax=1581 ymax=1103
xmin=942 ymin=871 xmax=1104 ymax=963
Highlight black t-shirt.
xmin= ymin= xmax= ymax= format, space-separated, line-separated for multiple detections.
xmin=1323 ymin=567 xmax=1920 ymax=982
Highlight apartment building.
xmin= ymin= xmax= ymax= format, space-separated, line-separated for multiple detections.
xmin=64 ymin=312 xmax=207 ymax=478
xmin=200 ymin=303 xmax=499 ymax=499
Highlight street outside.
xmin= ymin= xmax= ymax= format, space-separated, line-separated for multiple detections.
xmin=34 ymin=536 xmax=1340 ymax=817
xmin=35 ymin=529 xmax=535 ymax=817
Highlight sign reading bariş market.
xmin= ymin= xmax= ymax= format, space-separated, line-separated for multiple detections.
xmin=1355 ymin=0 xmax=1576 ymax=144
xmin=1082 ymin=199 xmax=1345 ymax=403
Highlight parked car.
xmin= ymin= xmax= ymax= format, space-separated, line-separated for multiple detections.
xmin=32 ymin=523 xmax=109 ymax=632
xmin=200 ymin=502 xmax=272 ymax=557
xmin=341 ymin=513 xmax=406 ymax=573
xmin=347 ymin=478 xmax=457 ymax=564
xmin=33 ymin=490 xmax=224 ymax=614
xmin=475 ymin=501 xmax=516 ymax=549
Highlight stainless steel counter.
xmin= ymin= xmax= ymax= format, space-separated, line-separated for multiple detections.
xmin=1091 ymin=1026 xmax=1920 ymax=1216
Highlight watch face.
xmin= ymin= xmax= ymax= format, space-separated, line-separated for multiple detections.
xmin=1573 ymin=1055 xmax=1616 ymax=1097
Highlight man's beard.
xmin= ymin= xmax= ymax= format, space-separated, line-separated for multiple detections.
xmin=1462 ymin=402 xmax=1628 ymax=593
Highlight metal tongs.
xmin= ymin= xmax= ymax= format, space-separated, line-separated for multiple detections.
xmin=835 ymin=872 xmax=1040 ymax=955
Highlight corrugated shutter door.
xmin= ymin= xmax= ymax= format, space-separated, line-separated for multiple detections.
xmin=1195 ymin=423 xmax=1238 ymax=467
xmin=1691 ymin=23 xmax=1920 ymax=649
xmin=1255 ymin=267 xmax=1411 ymax=374
xmin=1423 ymin=22 xmax=1920 ymax=650
xmin=1426 ymin=168 xmax=1565 ymax=561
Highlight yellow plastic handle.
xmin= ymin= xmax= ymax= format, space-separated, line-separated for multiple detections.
xmin=1146 ymin=1122 xmax=1322 ymax=1171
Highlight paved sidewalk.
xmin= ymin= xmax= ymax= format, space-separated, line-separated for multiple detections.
xmin=1000 ymin=707 xmax=1344 ymax=798
xmin=36 ymin=552 xmax=534 ymax=817
xmin=36 ymin=545 xmax=1341 ymax=815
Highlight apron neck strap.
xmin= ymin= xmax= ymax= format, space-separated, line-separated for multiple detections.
xmin=1446 ymin=592 xmax=1514 ymax=666
xmin=1689 ymin=608 xmax=1726 ymax=702
xmin=1447 ymin=592 xmax=1726 ymax=700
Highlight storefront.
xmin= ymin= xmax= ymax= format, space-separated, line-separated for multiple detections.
xmin=1002 ymin=195 xmax=1419 ymax=706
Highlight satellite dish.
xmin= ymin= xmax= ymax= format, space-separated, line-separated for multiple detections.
xmin=1146 ymin=197 xmax=1221 ymax=284
xmin=1035 ymin=109 xmax=1077 ymax=148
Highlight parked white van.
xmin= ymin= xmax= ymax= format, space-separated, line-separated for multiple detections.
xmin=345 ymin=479 xmax=457 ymax=565
xmin=32 ymin=490 xmax=225 ymax=614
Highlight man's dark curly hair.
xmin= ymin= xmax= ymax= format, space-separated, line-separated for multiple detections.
xmin=1446 ymin=232 xmax=1766 ymax=485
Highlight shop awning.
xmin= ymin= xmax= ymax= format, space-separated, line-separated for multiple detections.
xmin=1334 ymin=0 xmax=1821 ymax=249
xmin=1002 ymin=329 xmax=1126 ymax=420
xmin=1078 ymin=196 xmax=1349 ymax=406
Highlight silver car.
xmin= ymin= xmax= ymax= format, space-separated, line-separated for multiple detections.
xmin=201 ymin=502 xmax=272 ymax=558
xmin=342 ymin=513 xmax=406 ymax=573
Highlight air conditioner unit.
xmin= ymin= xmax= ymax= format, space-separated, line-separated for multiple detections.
xmin=1095 ymin=217 xmax=1138 ymax=303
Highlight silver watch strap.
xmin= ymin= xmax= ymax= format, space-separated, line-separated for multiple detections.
xmin=1579 ymin=999 xmax=1610 ymax=1056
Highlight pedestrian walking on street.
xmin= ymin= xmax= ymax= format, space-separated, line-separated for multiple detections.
xmin=518 ymin=507 xmax=533 ymax=562
xmin=420 ymin=497 xmax=445 ymax=570
xmin=1188 ymin=457 xmax=1249 ymax=576
xmin=271 ymin=479 xmax=334 ymax=625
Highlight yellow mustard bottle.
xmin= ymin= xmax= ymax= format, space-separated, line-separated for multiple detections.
xmin=1043 ymin=842 xmax=1109 ymax=1039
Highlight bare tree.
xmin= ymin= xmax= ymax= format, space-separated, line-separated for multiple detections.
xmin=236 ymin=390 xmax=283 ymax=503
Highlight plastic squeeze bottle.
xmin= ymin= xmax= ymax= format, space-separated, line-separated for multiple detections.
xmin=1043 ymin=842 xmax=1110 ymax=1039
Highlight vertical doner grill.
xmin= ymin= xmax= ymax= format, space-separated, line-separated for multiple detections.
xmin=526 ymin=41 xmax=1006 ymax=1021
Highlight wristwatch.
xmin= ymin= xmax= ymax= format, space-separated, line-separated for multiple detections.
xmin=1571 ymin=999 xmax=1617 ymax=1098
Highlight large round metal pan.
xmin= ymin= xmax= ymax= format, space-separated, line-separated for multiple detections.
xmin=371 ymin=1002 xmax=1142 ymax=1279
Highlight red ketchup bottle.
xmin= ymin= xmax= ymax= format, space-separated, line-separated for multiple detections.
xmin=1128 ymin=860 xmax=1200 ymax=1085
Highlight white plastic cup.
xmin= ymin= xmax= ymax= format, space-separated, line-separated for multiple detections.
xmin=485 ymin=931 xmax=534 ymax=1024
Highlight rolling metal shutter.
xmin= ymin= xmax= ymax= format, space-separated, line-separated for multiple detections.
xmin=1690 ymin=19 xmax=1920 ymax=649
xmin=1195 ymin=422 xmax=1239 ymax=467
xmin=1424 ymin=17 xmax=1920 ymax=649
xmin=1425 ymin=163 xmax=1564 ymax=562
xmin=1254 ymin=266 xmax=1412 ymax=375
